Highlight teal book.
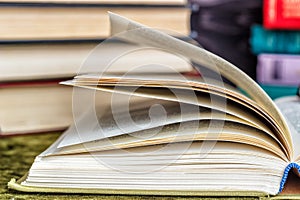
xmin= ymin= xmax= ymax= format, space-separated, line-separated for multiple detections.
xmin=250 ymin=25 xmax=300 ymax=55
xmin=260 ymin=84 xmax=298 ymax=100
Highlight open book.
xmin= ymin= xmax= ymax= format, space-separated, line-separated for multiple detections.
xmin=8 ymin=13 xmax=300 ymax=197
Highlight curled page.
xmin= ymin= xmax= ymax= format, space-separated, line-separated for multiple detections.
xmin=108 ymin=12 xmax=293 ymax=158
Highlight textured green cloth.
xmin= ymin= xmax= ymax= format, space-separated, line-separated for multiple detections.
xmin=0 ymin=132 xmax=259 ymax=200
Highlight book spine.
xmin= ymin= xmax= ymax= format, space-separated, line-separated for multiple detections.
xmin=264 ymin=0 xmax=300 ymax=30
xmin=257 ymin=54 xmax=300 ymax=85
xmin=279 ymin=162 xmax=300 ymax=193
xmin=250 ymin=24 xmax=300 ymax=54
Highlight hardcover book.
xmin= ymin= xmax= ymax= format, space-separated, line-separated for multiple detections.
xmin=264 ymin=0 xmax=300 ymax=30
xmin=250 ymin=25 xmax=300 ymax=55
xmin=0 ymin=0 xmax=186 ymax=4
xmin=0 ymin=3 xmax=189 ymax=41
xmin=257 ymin=54 xmax=300 ymax=86
xmin=0 ymin=81 xmax=73 ymax=136
xmin=8 ymin=13 xmax=300 ymax=197
xmin=0 ymin=41 xmax=193 ymax=81
xmin=189 ymin=0 xmax=262 ymax=79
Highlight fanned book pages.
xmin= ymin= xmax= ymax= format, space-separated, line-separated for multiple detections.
xmin=8 ymin=13 xmax=300 ymax=197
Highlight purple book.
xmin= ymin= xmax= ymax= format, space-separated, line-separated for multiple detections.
xmin=257 ymin=54 xmax=300 ymax=86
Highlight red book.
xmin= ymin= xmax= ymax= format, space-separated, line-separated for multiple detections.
xmin=264 ymin=0 xmax=300 ymax=29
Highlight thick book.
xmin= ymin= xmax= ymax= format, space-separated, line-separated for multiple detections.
xmin=0 ymin=3 xmax=189 ymax=41
xmin=264 ymin=0 xmax=300 ymax=30
xmin=0 ymin=0 xmax=186 ymax=5
xmin=0 ymin=41 xmax=193 ymax=81
xmin=8 ymin=13 xmax=300 ymax=197
xmin=257 ymin=54 xmax=300 ymax=86
xmin=0 ymin=81 xmax=73 ymax=136
xmin=250 ymin=24 xmax=300 ymax=55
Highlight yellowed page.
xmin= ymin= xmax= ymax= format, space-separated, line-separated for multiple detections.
xmin=107 ymin=12 xmax=292 ymax=159
xmin=62 ymin=82 xmax=287 ymax=157
xmin=69 ymin=73 xmax=282 ymax=141
xmin=51 ymin=119 xmax=286 ymax=160
xmin=58 ymin=99 xmax=258 ymax=148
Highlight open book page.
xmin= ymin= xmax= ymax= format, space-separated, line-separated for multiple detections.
xmin=107 ymin=12 xmax=292 ymax=159
xmin=58 ymin=99 xmax=257 ymax=148
xmin=59 ymin=76 xmax=279 ymax=147
xmin=58 ymin=93 xmax=146 ymax=148
xmin=50 ymin=84 xmax=288 ymax=161
xmin=63 ymin=74 xmax=277 ymax=137
xmin=275 ymin=96 xmax=300 ymax=161
xmin=67 ymin=73 xmax=284 ymax=141
xmin=51 ymin=120 xmax=286 ymax=160
xmin=52 ymin=97 xmax=284 ymax=156
xmin=62 ymin=81 xmax=288 ymax=158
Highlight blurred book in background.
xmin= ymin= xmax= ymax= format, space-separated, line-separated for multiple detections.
xmin=257 ymin=54 xmax=300 ymax=86
xmin=0 ymin=1 xmax=189 ymax=41
xmin=189 ymin=0 xmax=262 ymax=80
xmin=250 ymin=24 xmax=300 ymax=55
xmin=0 ymin=0 xmax=185 ymax=4
xmin=264 ymin=0 xmax=300 ymax=30
xmin=0 ymin=81 xmax=72 ymax=136
xmin=0 ymin=0 xmax=193 ymax=136
xmin=0 ymin=43 xmax=194 ymax=136
xmin=0 ymin=41 xmax=194 ymax=81
xmin=250 ymin=0 xmax=300 ymax=99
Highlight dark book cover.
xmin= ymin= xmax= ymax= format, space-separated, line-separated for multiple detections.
xmin=189 ymin=0 xmax=262 ymax=80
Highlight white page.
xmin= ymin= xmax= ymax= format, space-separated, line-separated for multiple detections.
xmin=107 ymin=12 xmax=292 ymax=157
xmin=58 ymin=97 xmax=259 ymax=148
xmin=53 ymin=120 xmax=286 ymax=160
xmin=27 ymin=141 xmax=286 ymax=195
xmin=68 ymin=84 xmax=278 ymax=139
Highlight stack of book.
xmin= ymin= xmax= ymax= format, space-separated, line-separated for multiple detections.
xmin=250 ymin=0 xmax=300 ymax=99
xmin=0 ymin=0 xmax=192 ymax=136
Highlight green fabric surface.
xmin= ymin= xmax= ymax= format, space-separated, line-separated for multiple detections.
xmin=0 ymin=132 xmax=259 ymax=200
